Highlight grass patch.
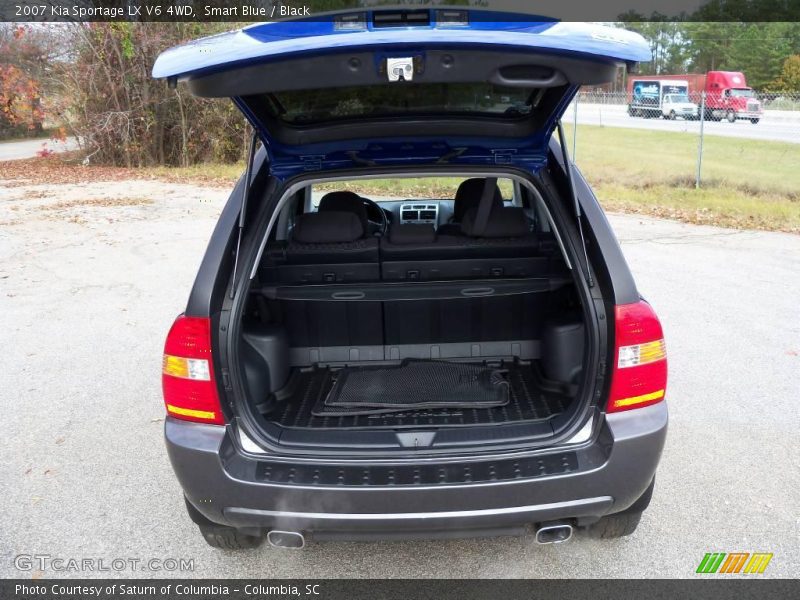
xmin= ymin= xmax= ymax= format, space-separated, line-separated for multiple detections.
xmin=564 ymin=125 xmax=799 ymax=232
xmin=3 ymin=127 xmax=798 ymax=233
xmin=565 ymin=124 xmax=799 ymax=199
xmin=315 ymin=177 xmax=515 ymax=200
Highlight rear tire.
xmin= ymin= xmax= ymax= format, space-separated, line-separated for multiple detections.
xmin=184 ymin=496 xmax=264 ymax=550
xmin=198 ymin=524 xmax=264 ymax=550
xmin=750 ymin=118 xmax=760 ymax=124
xmin=585 ymin=477 xmax=655 ymax=539
xmin=586 ymin=512 xmax=643 ymax=539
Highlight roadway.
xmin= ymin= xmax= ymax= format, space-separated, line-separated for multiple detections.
xmin=568 ymin=102 xmax=800 ymax=144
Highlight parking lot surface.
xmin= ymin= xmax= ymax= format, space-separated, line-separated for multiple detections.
xmin=1 ymin=179 xmax=798 ymax=578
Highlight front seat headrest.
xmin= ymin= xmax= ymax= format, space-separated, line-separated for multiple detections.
xmin=461 ymin=207 xmax=530 ymax=238
xmin=292 ymin=211 xmax=364 ymax=244
xmin=452 ymin=178 xmax=504 ymax=223
xmin=318 ymin=191 xmax=369 ymax=235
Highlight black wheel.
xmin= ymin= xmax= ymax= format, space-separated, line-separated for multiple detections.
xmin=586 ymin=511 xmax=643 ymax=539
xmin=585 ymin=477 xmax=654 ymax=539
xmin=183 ymin=496 xmax=264 ymax=550
xmin=198 ymin=524 xmax=264 ymax=550
xmin=669 ymin=110 xmax=676 ymax=120
xmin=750 ymin=118 xmax=760 ymax=124
xmin=726 ymin=109 xmax=736 ymax=123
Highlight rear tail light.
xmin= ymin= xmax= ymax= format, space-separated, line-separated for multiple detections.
xmin=162 ymin=316 xmax=225 ymax=425
xmin=607 ymin=301 xmax=667 ymax=413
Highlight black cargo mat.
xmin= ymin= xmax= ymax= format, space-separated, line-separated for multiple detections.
xmin=265 ymin=361 xmax=571 ymax=430
xmin=317 ymin=360 xmax=509 ymax=416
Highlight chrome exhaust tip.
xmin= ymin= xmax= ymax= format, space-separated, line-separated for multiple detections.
xmin=535 ymin=522 xmax=573 ymax=545
xmin=267 ymin=530 xmax=305 ymax=549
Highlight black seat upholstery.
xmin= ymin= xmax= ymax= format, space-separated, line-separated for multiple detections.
xmin=437 ymin=178 xmax=504 ymax=236
xmin=262 ymin=210 xmax=379 ymax=283
xmin=318 ymin=191 xmax=369 ymax=236
xmin=257 ymin=201 xmax=565 ymax=359
xmin=460 ymin=206 xmax=531 ymax=238
xmin=381 ymin=207 xmax=545 ymax=281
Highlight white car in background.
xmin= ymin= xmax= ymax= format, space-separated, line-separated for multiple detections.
xmin=661 ymin=93 xmax=699 ymax=120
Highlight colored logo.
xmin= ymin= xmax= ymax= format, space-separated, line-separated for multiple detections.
xmin=696 ymin=552 xmax=773 ymax=574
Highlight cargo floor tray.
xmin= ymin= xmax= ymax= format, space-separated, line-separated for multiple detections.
xmin=264 ymin=360 xmax=571 ymax=430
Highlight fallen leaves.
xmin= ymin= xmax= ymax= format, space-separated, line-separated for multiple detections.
xmin=0 ymin=153 xmax=234 ymax=188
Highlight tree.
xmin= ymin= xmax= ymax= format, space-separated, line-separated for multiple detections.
xmin=768 ymin=54 xmax=800 ymax=91
xmin=619 ymin=16 xmax=690 ymax=75
xmin=682 ymin=22 xmax=800 ymax=90
xmin=61 ymin=23 xmax=247 ymax=167
xmin=0 ymin=25 xmax=48 ymax=137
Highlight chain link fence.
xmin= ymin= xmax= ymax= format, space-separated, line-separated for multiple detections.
xmin=567 ymin=91 xmax=800 ymax=188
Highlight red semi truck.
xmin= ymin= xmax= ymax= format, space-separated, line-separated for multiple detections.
xmin=626 ymin=71 xmax=763 ymax=123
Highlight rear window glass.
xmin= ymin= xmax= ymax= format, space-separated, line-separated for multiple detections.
xmin=262 ymin=83 xmax=537 ymax=124
xmin=312 ymin=177 xmax=515 ymax=204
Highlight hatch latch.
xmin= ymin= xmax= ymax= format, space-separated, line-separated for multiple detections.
xmin=386 ymin=57 xmax=414 ymax=82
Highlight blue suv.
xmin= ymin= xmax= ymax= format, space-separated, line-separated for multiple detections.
xmin=155 ymin=9 xmax=667 ymax=549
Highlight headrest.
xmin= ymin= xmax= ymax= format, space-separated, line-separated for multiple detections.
xmin=453 ymin=178 xmax=503 ymax=223
xmin=318 ymin=191 xmax=368 ymax=232
xmin=460 ymin=207 xmax=531 ymax=238
xmin=292 ymin=211 xmax=364 ymax=244
xmin=388 ymin=223 xmax=436 ymax=245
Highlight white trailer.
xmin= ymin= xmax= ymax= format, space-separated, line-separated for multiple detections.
xmin=628 ymin=79 xmax=698 ymax=120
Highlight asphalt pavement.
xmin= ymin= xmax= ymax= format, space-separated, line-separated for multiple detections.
xmin=1 ymin=179 xmax=798 ymax=578
xmin=0 ymin=137 xmax=79 ymax=161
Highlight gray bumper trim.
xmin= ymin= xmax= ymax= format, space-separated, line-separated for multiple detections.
xmin=223 ymin=496 xmax=613 ymax=530
xmin=226 ymin=496 xmax=611 ymax=522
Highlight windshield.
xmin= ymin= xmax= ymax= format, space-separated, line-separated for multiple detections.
xmin=259 ymin=83 xmax=539 ymax=124
xmin=311 ymin=177 xmax=516 ymax=205
xmin=729 ymin=88 xmax=755 ymax=98
xmin=666 ymin=94 xmax=690 ymax=103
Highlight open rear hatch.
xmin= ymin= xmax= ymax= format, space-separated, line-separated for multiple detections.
xmin=153 ymin=10 xmax=649 ymax=455
xmin=153 ymin=10 xmax=649 ymax=175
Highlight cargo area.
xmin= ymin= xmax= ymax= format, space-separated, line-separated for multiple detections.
xmin=257 ymin=359 xmax=572 ymax=430
xmin=232 ymin=175 xmax=594 ymax=451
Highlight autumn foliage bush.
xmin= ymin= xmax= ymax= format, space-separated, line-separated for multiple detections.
xmin=0 ymin=25 xmax=45 ymax=138
xmin=63 ymin=23 xmax=248 ymax=167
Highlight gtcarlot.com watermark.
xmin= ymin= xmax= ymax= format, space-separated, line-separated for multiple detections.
xmin=14 ymin=554 xmax=194 ymax=573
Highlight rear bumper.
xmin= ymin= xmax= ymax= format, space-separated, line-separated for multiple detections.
xmin=165 ymin=402 xmax=667 ymax=537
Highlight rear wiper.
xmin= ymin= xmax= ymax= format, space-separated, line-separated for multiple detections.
xmin=556 ymin=120 xmax=594 ymax=288
xmin=230 ymin=129 xmax=259 ymax=299
xmin=435 ymin=147 xmax=467 ymax=164
xmin=345 ymin=150 xmax=377 ymax=167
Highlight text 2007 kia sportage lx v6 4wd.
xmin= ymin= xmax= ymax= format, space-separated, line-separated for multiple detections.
xmin=155 ymin=10 xmax=667 ymax=549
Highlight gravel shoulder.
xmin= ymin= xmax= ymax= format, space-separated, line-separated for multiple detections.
xmin=1 ymin=179 xmax=798 ymax=578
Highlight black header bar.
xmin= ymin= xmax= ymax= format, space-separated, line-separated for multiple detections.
xmin=2 ymin=0 xmax=799 ymax=23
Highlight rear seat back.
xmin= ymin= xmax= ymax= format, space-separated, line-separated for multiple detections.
xmin=260 ymin=211 xmax=379 ymax=283
xmin=257 ymin=205 xmax=566 ymax=360
xmin=381 ymin=207 xmax=550 ymax=281
xmin=260 ymin=210 xmax=382 ymax=352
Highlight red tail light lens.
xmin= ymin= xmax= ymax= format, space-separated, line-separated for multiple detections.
xmin=607 ymin=301 xmax=667 ymax=413
xmin=162 ymin=316 xmax=225 ymax=425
